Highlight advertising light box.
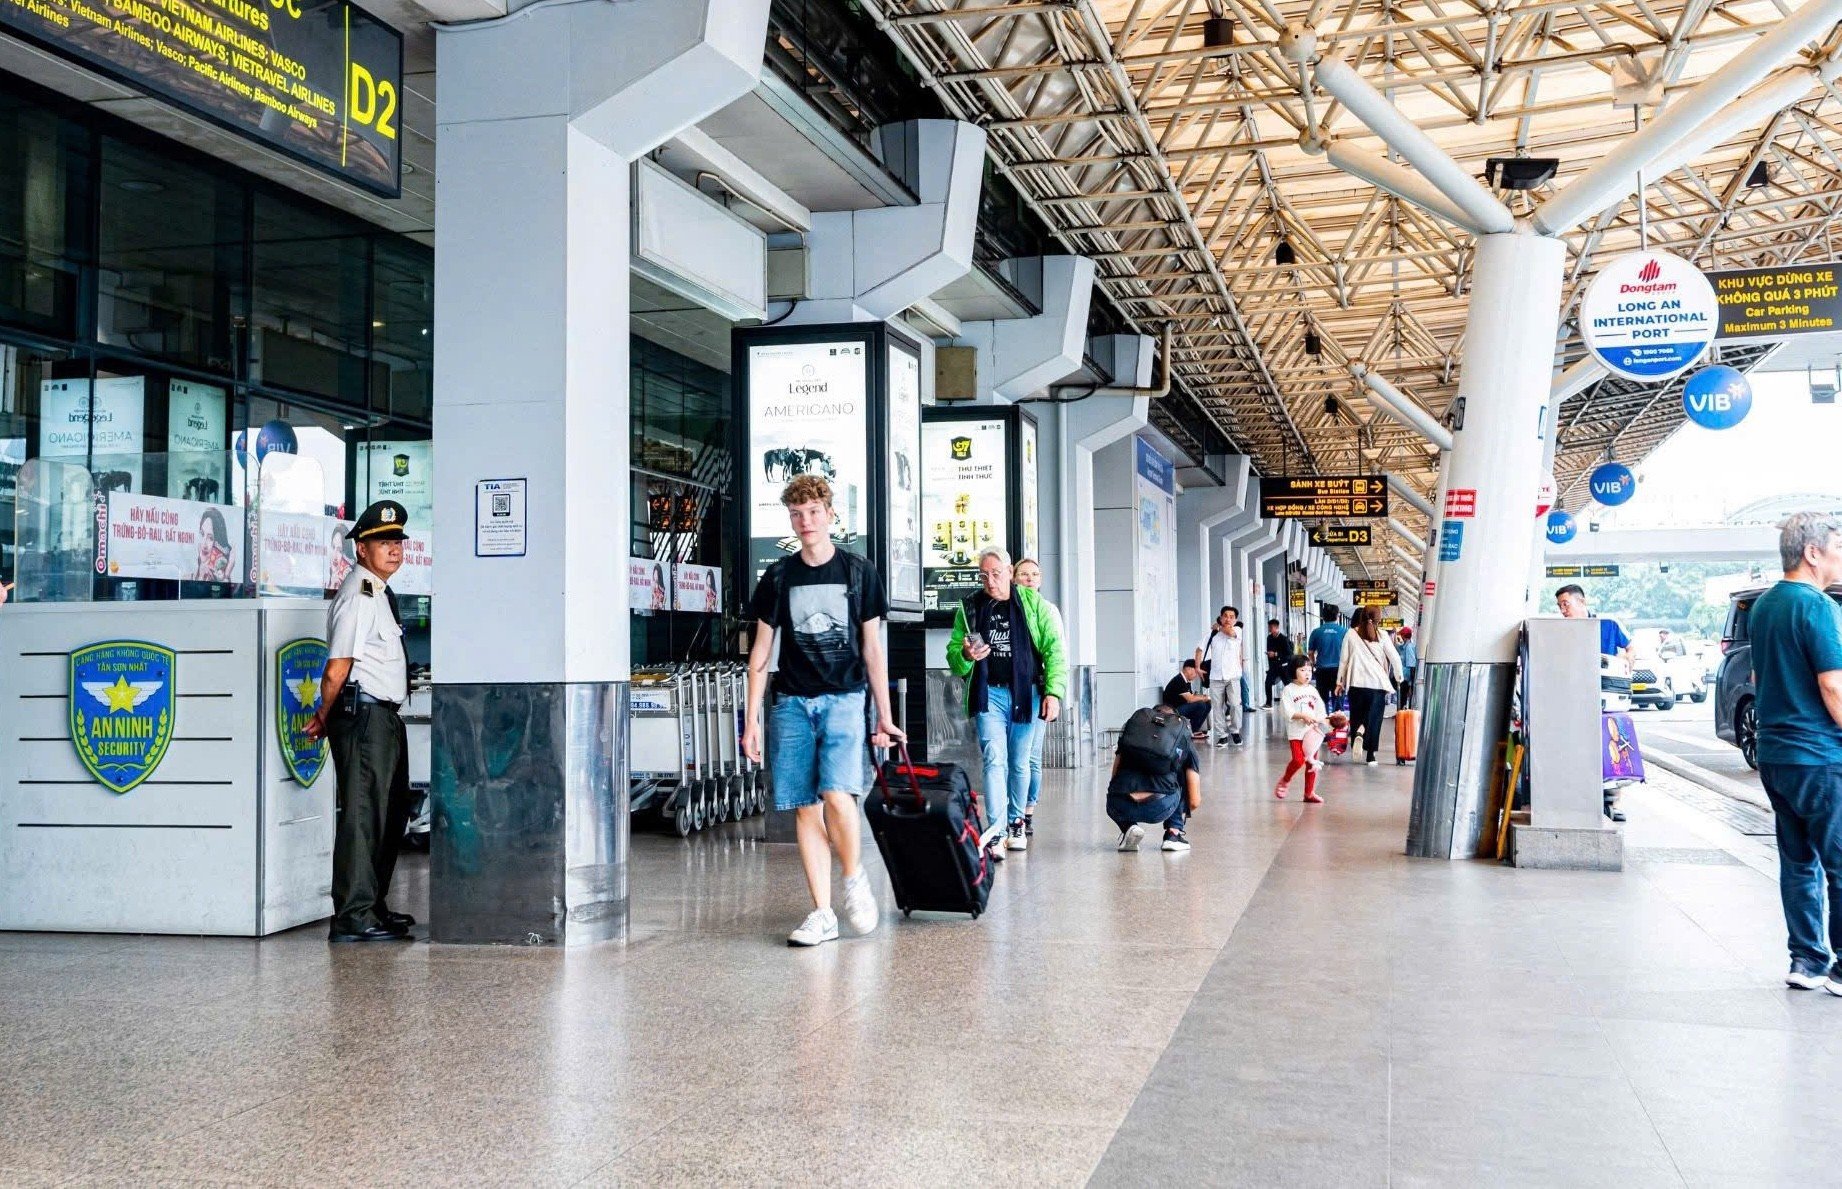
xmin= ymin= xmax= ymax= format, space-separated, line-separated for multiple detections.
xmin=733 ymin=322 xmax=926 ymax=618
xmin=741 ymin=336 xmax=872 ymax=584
xmin=0 ymin=0 xmax=404 ymax=195
xmin=923 ymin=417 xmax=1007 ymax=614
xmin=886 ymin=337 xmax=923 ymax=610
xmin=920 ymin=405 xmax=1035 ymax=622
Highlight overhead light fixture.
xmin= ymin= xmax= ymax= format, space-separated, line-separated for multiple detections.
xmin=1202 ymin=16 xmax=1234 ymax=46
xmin=1484 ymin=157 xmax=1559 ymax=191
xmin=1745 ymin=161 xmax=1771 ymax=189
xmin=1304 ymin=329 xmax=1322 ymax=357
xmin=1275 ymin=240 xmax=1296 ymax=266
xmin=1322 ymin=393 xmax=1340 ymax=420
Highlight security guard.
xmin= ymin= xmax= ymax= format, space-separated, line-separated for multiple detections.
xmin=305 ymin=499 xmax=415 ymax=942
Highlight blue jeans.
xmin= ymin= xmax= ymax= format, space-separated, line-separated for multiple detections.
xmin=1027 ymin=714 xmax=1046 ymax=809
xmin=1758 ymin=762 xmax=1842 ymax=970
xmin=1106 ymin=791 xmax=1186 ymax=835
xmin=975 ymin=685 xmax=1041 ymax=828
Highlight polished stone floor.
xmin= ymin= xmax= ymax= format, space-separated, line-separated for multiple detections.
xmin=5 ymin=713 xmax=1838 ymax=1187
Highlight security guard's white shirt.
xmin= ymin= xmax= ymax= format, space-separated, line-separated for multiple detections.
xmin=327 ymin=563 xmax=408 ymax=704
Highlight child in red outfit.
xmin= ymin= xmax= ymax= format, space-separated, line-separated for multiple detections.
xmin=1276 ymin=658 xmax=1330 ymax=803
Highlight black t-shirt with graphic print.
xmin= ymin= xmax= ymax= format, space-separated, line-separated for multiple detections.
xmin=749 ymin=550 xmax=889 ymax=698
xmin=981 ymin=597 xmax=1016 ymax=687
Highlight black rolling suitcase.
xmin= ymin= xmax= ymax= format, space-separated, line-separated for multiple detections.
xmin=864 ymin=744 xmax=992 ymax=919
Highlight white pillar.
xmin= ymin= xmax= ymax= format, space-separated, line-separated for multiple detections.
xmin=958 ymin=256 xmax=1098 ymax=402
xmin=1423 ymin=232 xmax=1567 ymax=664
xmin=1057 ymin=397 xmax=1148 ymax=673
xmin=789 ymin=120 xmax=986 ymax=325
xmin=431 ymin=0 xmax=770 ymax=943
xmin=1178 ymin=483 xmax=1242 ymax=650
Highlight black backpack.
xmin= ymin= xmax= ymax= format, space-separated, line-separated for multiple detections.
xmin=1120 ymin=707 xmax=1188 ymax=775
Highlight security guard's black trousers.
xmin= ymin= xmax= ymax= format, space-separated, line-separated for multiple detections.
xmin=328 ymin=704 xmax=412 ymax=930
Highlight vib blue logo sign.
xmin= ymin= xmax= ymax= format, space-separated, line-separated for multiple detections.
xmin=1682 ymin=365 xmax=1753 ymax=430
xmin=277 ymin=638 xmax=329 ymax=787
xmin=69 ymin=641 xmax=176 ymax=794
xmin=1546 ymin=510 xmax=1579 ymax=545
xmin=1589 ymin=462 xmax=1636 ymax=507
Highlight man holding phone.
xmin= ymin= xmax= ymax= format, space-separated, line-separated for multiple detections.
xmin=947 ymin=548 xmax=1067 ymax=853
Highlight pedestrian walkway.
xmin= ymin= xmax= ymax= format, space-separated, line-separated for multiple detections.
xmin=3 ymin=723 xmax=1836 ymax=1186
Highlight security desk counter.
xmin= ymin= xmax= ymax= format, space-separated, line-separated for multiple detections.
xmin=0 ymin=600 xmax=336 ymax=935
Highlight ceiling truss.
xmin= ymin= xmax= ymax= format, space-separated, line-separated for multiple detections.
xmin=864 ymin=0 xmax=1842 ymax=578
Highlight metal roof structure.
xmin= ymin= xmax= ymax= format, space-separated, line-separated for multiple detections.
xmin=861 ymin=0 xmax=1842 ymax=578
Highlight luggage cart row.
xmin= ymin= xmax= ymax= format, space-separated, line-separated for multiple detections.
xmin=629 ymin=663 xmax=768 ymax=837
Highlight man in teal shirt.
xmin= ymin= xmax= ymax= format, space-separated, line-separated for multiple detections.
xmin=1748 ymin=512 xmax=1842 ymax=994
xmin=1306 ymin=608 xmax=1348 ymax=706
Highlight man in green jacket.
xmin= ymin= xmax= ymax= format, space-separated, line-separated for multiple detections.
xmin=948 ymin=548 xmax=1068 ymax=852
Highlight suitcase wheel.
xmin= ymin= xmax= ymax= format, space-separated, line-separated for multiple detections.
xmin=902 ymin=909 xmax=912 ymax=919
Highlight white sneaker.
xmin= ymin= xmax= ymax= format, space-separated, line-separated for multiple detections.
xmin=1118 ymin=824 xmax=1145 ymax=852
xmin=788 ymin=908 xmax=839 ymax=947
xmin=1007 ymin=822 xmax=1029 ymax=851
xmin=841 ymin=873 xmax=878 ymax=936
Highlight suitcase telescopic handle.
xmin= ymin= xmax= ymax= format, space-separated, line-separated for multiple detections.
xmin=874 ymin=739 xmax=928 ymax=809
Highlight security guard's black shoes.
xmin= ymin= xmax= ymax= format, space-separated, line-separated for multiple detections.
xmin=328 ymin=920 xmax=411 ymax=943
xmin=382 ymin=910 xmax=416 ymax=929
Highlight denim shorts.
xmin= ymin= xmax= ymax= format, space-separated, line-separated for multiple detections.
xmin=768 ymin=688 xmax=869 ymax=811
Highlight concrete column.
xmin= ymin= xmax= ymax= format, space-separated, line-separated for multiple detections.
xmin=789 ymin=120 xmax=986 ymax=325
xmin=958 ymin=257 xmax=1097 ymax=402
xmin=1054 ymin=389 xmax=1150 ymax=674
xmin=1091 ymin=433 xmax=1180 ymax=727
xmin=1177 ymin=483 xmax=1242 ymax=651
xmin=431 ymin=0 xmax=770 ymax=944
xmin=1409 ymin=231 xmax=1566 ymax=860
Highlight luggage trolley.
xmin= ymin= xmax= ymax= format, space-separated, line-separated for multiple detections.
xmin=629 ymin=669 xmax=695 ymax=836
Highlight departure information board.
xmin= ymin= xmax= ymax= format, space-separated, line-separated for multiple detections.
xmin=0 ymin=0 xmax=403 ymax=195
xmin=1711 ymin=264 xmax=1842 ymax=340
xmin=1310 ymin=525 xmax=1371 ymax=547
xmin=1261 ymin=476 xmax=1388 ymax=519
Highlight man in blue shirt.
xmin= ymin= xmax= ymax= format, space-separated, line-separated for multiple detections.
xmin=1748 ymin=512 xmax=1842 ymax=994
xmin=1306 ymin=608 xmax=1348 ymax=707
xmin=1555 ymin=584 xmax=1632 ymax=670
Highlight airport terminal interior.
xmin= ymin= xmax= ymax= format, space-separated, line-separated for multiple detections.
xmin=6 ymin=0 xmax=1842 ymax=1182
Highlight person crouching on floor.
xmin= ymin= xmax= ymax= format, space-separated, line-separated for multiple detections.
xmin=1106 ymin=703 xmax=1199 ymax=853
xmin=1276 ymin=658 xmax=1331 ymax=804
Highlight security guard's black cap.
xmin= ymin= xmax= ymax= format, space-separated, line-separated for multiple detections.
xmin=352 ymin=500 xmax=410 ymax=542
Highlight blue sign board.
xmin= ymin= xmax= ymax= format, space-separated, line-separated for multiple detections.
xmin=1134 ymin=437 xmax=1175 ymax=494
xmin=276 ymin=638 xmax=330 ymax=788
xmin=1545 ymin=510 xmax=1579 ymax=545
xmin=1682 ymin=365 xmax=1753 ymax=430
xmin=1589 ymin=462 xmax=1637 ymax=506
xmin=1439 ymin=520 xmax=1465 ymax=562
xmin=69 ymin=641 xmax=176 ymax=794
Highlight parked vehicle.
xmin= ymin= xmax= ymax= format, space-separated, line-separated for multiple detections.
xmin=1715 ymin=585 xmax=1842 ymax=769
xmin=1629 ymin=630 xmax=1708 ymax=706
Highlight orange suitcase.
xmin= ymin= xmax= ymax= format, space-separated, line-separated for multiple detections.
xmin=1394 ymin=708 xmax=1420 ymax=765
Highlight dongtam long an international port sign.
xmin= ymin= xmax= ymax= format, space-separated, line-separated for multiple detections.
xmin=0 ymin=0 xmax=403 ymax=195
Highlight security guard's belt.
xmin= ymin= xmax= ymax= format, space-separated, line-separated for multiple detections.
xmin=355 ymin=690 xmax=401 ymax=712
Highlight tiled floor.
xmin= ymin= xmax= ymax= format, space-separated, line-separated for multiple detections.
xmin=5 ymin=715 xmax=1838 ymax=1187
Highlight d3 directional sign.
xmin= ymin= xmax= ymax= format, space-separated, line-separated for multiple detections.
xmin=1261 ymin=476 xmax=1389 ymax=519
xmin=1354 ymin=591 xmax=1393 ymax=608
xmin=1310 ymin=525 xmax=1373 ymax=547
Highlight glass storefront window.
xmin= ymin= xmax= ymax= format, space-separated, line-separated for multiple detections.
xmin=1 ymin=343 xmax=77 ymax=591
xmin=96 ymin=137 xmax=244 ymax=374
xmin=371 ymin=240 xmax=432 ymax=424
xmin=0 ymin=91 xmax=86 ymax=338
xmin=251 ymin=194 xmax=368 ymax=406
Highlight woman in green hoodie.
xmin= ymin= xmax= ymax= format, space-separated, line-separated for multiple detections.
xmin=948 ymin=548 xmax=1068 ymax=852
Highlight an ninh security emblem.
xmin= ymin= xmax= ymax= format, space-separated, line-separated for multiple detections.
xmin=70 ymin=641 xmax=176 ymax=794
